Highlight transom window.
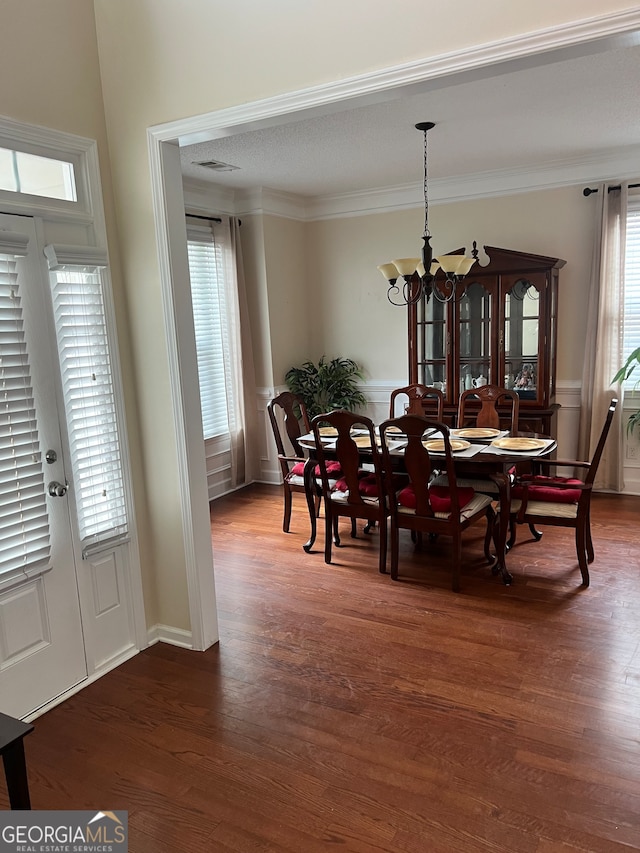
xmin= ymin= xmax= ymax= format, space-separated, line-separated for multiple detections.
xmin=0 ymin=146 xmax=77 ymax=202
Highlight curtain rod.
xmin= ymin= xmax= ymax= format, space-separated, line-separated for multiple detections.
xmin=185 ymin=213 xmax=222 ymax=223
xmin=583 ymin=183 xmax=640 ymax=197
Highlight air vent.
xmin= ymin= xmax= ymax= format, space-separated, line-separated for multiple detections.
xmin=193 ymin=159 xmax=239 ymax=172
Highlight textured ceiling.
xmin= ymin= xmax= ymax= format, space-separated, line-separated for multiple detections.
xmin=180 ymin=43 xmax=640 ymax=199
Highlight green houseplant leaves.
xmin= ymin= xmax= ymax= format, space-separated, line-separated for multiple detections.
xmin=612 ymin=346 xmax=640 ymax=435
xmin=285 ymin=356 xmax=367 ymax=419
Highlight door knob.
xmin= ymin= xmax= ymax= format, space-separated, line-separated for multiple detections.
xmin=48 ymin=481 xmax=68 ymax=497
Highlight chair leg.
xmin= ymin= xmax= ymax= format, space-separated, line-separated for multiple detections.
xmin=506 ymin=517 xmax=516 ymax=550
xmin=283 ymin=487 xmax=292 ymax=533
xmin=333 ymin=515 xmax=341 ymax=547
xmin=378 ymin=517 xmax=388 ymax=574
xmin=451 ymin=535 xmax=462 ymax=593
xmin=529 ymin=523 xmax=543 ymax=541
xmin=390 ymin=525 xmax=400 ymax=580
xmin=351 ymin=519 xmax=358 ymax=537
xmin=586 ymin=508 xmax=595 ymax=563
xmin=484 ymin=506 xmax=495 ymax=564
xmin=575 ymin=521 xmax=590 ymax=586
xmin=324 ymin=504 xmax=334 ymax=565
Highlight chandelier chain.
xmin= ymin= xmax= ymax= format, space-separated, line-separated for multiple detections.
xmin=423 ymin=128 xmax=430 ymax=240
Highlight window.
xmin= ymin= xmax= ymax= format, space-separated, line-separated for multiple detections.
xmin=625 ymin=197 xmax=640 ymax=391
xmin=48 ymin=258 xmax=128 ymax=554
xmin=0 ymin=146 xmax=77 ymax=202
xmin=187 ymin=222 xmax=234 ymax=439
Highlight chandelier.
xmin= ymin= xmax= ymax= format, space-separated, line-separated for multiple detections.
xmin=378 ymin=121 xmax=477 ymax=305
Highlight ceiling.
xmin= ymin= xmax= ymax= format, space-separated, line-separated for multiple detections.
xmin=180 ymin=40 xmax=640 ymax=205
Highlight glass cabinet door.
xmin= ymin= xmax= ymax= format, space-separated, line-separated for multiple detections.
xmin=504 ymin=277 xmax=541 ymax=401
xmin=417 ymin=293 xmax=447 ymax=395
xmin=456 ymin=280 xmax=493 ymax=396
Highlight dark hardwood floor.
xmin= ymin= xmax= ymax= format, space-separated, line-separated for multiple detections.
xmin=2 ymin=485 xmax=639 ymax=852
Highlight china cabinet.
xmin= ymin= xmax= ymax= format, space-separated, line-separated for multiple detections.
xmin=407 ymin=246 xmax=565 ymax=433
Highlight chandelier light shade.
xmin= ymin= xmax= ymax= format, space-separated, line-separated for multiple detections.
xmin=378 ymin=121 xmax=478 ymax=305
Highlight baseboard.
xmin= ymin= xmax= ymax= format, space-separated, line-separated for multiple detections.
xmin=146 ymin=624 xmax=194 ymax=648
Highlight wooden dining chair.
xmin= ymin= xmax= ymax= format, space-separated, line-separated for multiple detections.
xmin=389 ymin=384 xmax=445 ymax=419
xmin=457 ymin=385 xmax=520 ymax=431
xmin=379 ymin=415 xmax=496 ymax=591
xmin=440 ymin=384 xmax=521 ymax=498
xmin=507 ymin=397 xmax=618 ymax=586
xmin=310 ymin=410 xmax=390 ymax=574
xmin=267 ymin=391 xmax=320 ymax=533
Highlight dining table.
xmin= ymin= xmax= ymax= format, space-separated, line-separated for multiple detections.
xmin=298 ymin=425 xmax=557 ymax=585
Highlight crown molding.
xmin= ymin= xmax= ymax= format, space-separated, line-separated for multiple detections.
xmin=182 ymin=177 xmax=236 ymax=215
xmin=183 ymin=146 xmax=640 ymax=222
xmin=306 ymin=145 xmax=640 ymax=220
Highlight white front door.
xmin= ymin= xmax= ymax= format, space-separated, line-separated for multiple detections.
xmin=0 ymin=214 xmax=87 ymax=718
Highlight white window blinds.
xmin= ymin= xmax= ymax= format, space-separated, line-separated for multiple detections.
xmin=187 ymin=223 xmax=233 ymax=439
xmin=625 ymin=198 xmax=640 ymax=390
xmin=48 ymin=257 xmax=128 ymax=552
xmin=0 ymin=248 xmax=50 ymax=576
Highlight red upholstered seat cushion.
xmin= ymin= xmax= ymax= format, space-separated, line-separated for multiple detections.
xmin=398 ymin=484 xmax=475 ymax=512
xmin=291 ymin=460 xmax=342 ymax=477
xmin=334 ymin=471 xmax=379 ymax=496
xmin=512 ymin=475 xmax=583 ymax=504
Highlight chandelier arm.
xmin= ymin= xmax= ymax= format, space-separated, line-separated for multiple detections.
xmin=431 ymin=276 xmax=457 ymax=304
xmin=402 ymin=276 xmax=422 ymax=306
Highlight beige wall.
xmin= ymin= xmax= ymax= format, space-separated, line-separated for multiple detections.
xmin=87 ymin=0 xmax=638 ymax=630
xmin=304 ymin=187 xmax=595 ymax=385
xmin=262 ymin=216 xmax=312 ymax=384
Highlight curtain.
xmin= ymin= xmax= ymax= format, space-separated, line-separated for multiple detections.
xmin=577 ymin=182 xmax=627 ymax=491
xmin=223 ymin=217 xmax=258 ymax=486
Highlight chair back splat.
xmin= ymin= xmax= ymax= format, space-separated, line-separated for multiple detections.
xmin=390 ymin=384 xmax=445 ymax=419
xmin=457 ymin=385 xmax=519 ymax=431
xmin=508 ymin=397 xmax=619 ymax=586
xmin=379 ymin=415 xmax=495 ymax=591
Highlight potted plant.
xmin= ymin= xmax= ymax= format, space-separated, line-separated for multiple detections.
xmin=285 ymin=356 xmax=367 ymax=419
xmin=612 ymin=346 xmax=640 ymax=435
